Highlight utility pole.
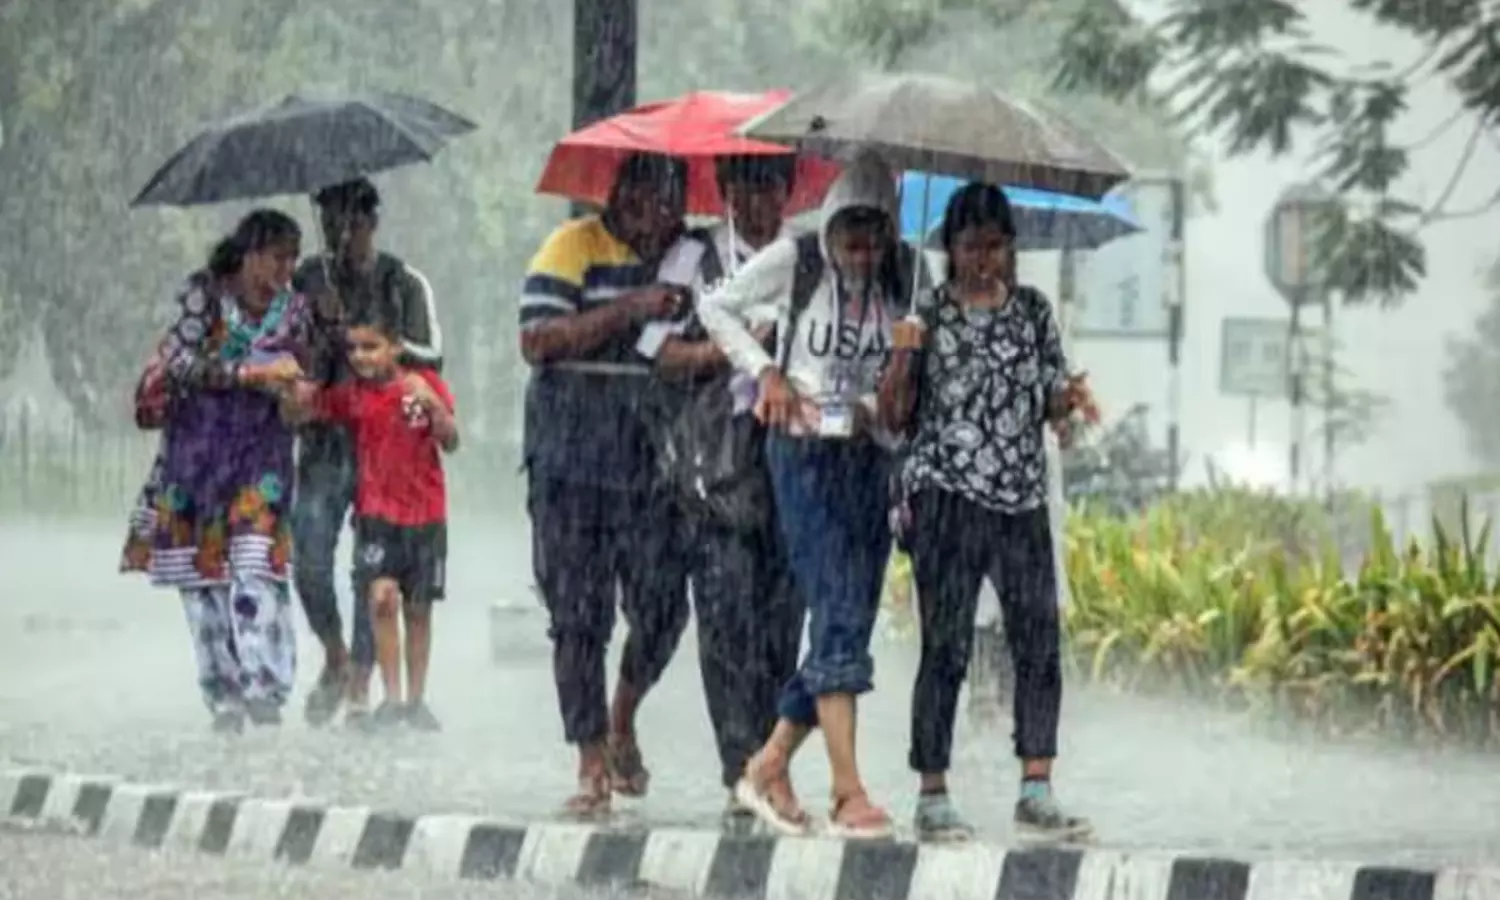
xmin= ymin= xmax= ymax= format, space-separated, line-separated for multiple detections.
xmin=1321 ymin=292 xmax=1336 ymax=507
xmin=1163 ymin=178 xmax=1186 ymax=492
xmin=1288 ymin=302 xmax=1305 ymax=495
xmin=571 ymin=0 xmax=638 ymax=217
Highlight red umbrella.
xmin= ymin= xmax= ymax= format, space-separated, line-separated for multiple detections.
xmin=535 ymin=90 xmax=841 ymax=216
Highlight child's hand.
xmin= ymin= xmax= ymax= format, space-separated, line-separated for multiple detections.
xmin=288 ymin=379 xmax=319 ymax=407
xmin=403 ymin=372 xmax=439 ymax=408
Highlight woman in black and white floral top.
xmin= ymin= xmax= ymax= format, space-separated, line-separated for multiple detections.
xmin=879 ymin=182 xmax=1091 ymax=842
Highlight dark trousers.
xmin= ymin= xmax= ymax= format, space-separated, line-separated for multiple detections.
xmin=291 ymin=429 xmax=369 ymax=663
xmin=688 ymin=511 xmax=805 ymax=789
xmin=528 ymin=475 xmax=690 ymax=745
xmin=908 ymin=489 xmax=1062 ymax=772
xmin=766 ymin=435 xmax=891 ymax=727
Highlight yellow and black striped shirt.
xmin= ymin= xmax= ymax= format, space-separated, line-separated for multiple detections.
xmin=518 ymin=216 xmax=658 ymax=489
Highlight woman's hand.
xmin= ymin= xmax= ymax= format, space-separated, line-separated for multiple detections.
xmin=1047 ymin=372 xmax=1094 ymax=420
xmin=891 ymin=315 xmax=926 ymax=352
xmin=240 ymin=356 xmax=303 ymax=389
xmin=755 ymin=367 xmax=812 ymax=431
xmin=1047 ymin=373 xmax=1099 ymax=449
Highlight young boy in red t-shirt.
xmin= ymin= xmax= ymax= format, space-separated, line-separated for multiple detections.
xmin=285 ymin=315 xmax=458 ymax=732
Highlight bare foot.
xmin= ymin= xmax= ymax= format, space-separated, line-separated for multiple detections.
xmin=606 ymin=733 xmax=650 ymax=797
xmin=563 ymin=772 xmax=611 ymax=821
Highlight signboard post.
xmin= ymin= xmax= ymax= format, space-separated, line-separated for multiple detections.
xmin=1262 ymin=183 xmax=1334 ymax=495
xmin=1072 ymin=174 xmax=1187 ymax=490
xmin=1219 ymin=317 xmax=1322 ymax=455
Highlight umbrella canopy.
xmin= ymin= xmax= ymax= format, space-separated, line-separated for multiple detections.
xmin=740 ymin=72 xmax=1131 ymax=200
xmin=535 ymin=89 xmax=841 ymax=217
xmin=900 ymin=173 xmax=1141 ymax=252
xmin=132 ymin=91 xmax=476 ymax=207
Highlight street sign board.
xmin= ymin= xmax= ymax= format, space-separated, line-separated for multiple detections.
xmin=1263 ymin=182 xmax=1332 ymax=306
xmin=1072 ymin=179 xmax=1176 ymax=339
xmin=1219 ymin=317 xmax=1322 ymax=399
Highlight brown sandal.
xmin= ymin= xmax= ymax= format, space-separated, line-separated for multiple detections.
xmin=827 ymin=792 xmax=892 ymax=840
xmin=562 ymin=773 xmax=612 ymax=821
xmin=606 ymin=735 xmax=650 ymax=797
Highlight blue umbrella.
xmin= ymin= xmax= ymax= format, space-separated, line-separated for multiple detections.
xmin=900 ymin=172 xmax=1140 ymax=252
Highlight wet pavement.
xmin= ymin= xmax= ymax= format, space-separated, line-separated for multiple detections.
xmin=3 ymin=517 xmax=1500 ymax=871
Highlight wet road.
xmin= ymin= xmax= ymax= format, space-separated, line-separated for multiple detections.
xmin=0 ymin=827 xmax=592 ymax=900
xmin=3 ymin=517 xmax=1500 ymax=872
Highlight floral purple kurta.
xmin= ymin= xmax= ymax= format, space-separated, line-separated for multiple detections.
xmin=121 ymin=273 xmax=318 ymax=715
xmin=122 ymin=276 xmax=314 ymax=585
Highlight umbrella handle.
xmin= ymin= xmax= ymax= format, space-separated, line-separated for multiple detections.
xmin=908 ymin=173 xmax=933 ymax=313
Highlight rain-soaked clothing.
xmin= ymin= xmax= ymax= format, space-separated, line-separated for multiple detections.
xmin=309 ymin=368 xmax=456 ymax=665
xmin=181 ymin=576 xmax=297 ymax=714
xmin=635 ymin=224 xmax=806 ymax=787
xmin=290 ymin=433 xmax=361 ymax=649
xmin=767 ymin=435 xmax=891 ymax=724
xmin=699 ymin=152 xmax=909 ymax=726
xmin=520 ymin=214 xmax=690 ymax=745
xmin=519 ymin=216 xmax=659 ymax=489
xmin=896 ymin=281 xmax=1071 ymax=770
xmin=689 ymin=509 xmax=803 ymax=787
xmin=527 ymin=477 xmax=687 ymax=743
xmin=291 ymin=253 xmax=440 ymax=655
xmin=137 ymin=275 xmax=311 ymax=709
xmin=907 ymin=490 xmax=1062 ymax=770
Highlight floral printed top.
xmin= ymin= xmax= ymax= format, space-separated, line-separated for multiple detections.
xmin=127 ymin=274 xmax=313 ymax=587
xmin=900 ymin=284 xmax=1069 ymax=515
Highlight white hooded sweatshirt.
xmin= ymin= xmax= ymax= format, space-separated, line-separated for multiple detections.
xmin=698 ymin=151 xmax=907 ymax=442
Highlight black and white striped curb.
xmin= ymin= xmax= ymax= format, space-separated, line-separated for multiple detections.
xmin=5 ymin=768 xmax=1498 ymax=900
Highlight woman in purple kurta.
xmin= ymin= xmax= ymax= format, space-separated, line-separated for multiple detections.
xmin=124 ymin=210 xmax=319 ymax=732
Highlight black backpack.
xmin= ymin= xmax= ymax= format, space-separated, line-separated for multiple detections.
xmin=642 ymin=230 xmax=770 ymax=531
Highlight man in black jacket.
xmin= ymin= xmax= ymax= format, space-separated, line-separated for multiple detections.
xmin=291 ymin=178 xmax=444 ymax=729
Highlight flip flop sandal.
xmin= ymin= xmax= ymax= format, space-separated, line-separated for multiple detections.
xmin=607 ymin=737 xmax=651 ymax=797
xmin=826 ymin=794 xmax=893 ymax=841
xmin=733 ymin=777 xmax=811 ymax=837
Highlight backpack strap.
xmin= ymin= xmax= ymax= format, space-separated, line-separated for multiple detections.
xmin=778 ymin=233 xmax=825 ymax=371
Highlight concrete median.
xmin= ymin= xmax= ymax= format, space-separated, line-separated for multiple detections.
xmin=6 ymin=767 xmax=1497 ymax=900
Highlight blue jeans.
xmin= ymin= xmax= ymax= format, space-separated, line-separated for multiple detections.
xmin=765 ymin=435 xmax=892 ymax=727
xmin=291 ymin=428 xmax=370 ymax=665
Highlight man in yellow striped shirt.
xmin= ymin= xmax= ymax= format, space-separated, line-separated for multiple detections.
xmin=518 ymin=152 xmax=691 ymax=819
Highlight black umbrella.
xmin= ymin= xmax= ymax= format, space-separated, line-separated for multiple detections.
xmin=131 ymin=91 xmax=477 ymax=207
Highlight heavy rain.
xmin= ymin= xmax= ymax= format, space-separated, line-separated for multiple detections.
xmin=4 ymin=1 xmax=1500 ymax=899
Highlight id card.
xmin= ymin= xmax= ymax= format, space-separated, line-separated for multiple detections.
xmin=817 ymin=401 xmax=854 ymax=438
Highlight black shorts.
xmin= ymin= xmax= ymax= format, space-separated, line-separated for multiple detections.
xmin=352 ymin=518 xmax=447 ymax=604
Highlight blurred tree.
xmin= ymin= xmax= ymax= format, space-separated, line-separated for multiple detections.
xmin=0 ymin=0 xmax=302 ymax=426
xmin=4 ymin=0 xmax=1194 ymax=443
xmin=1444 ymin=258 xmax=1500 ymax=468
xmin=1052 ymin=1 xmax=1500 ymax=307
xmin=1300 ymin=340 xmax=1392 ymax=464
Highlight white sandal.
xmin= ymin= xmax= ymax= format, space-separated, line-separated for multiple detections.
xmin=733 ymin=776 xmax=811 ymax=837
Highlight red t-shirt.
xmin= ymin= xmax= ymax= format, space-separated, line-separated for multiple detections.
xmin=315 ymin=369 xmax=454 ymax=526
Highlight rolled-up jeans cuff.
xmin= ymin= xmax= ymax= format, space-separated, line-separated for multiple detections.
xmin=799 ymin=655 xmax=874 ymax=698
